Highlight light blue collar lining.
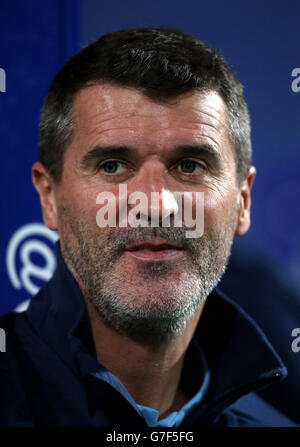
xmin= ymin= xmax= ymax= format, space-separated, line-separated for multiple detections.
xmin=137 ymin=342 xmax=210 ymax=427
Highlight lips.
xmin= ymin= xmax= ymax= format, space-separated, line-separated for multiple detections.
xmin=125 ymin=241 xmax=183 ymax=251
xmin=125 ymin=240 xmax=183 ymax=261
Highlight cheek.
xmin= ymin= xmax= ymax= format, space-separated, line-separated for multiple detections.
xmin=202 ymin=187 xmax=237 ymax=233
xmin=58 ymin=184 xmax=104 ymax=230
xmin=176 ymin=188 xmax=222 ymax=229
xmin=80 ymin=196 xmax=100 ymax=226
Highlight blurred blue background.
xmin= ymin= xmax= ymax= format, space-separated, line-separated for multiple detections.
xmin=1 ymin=0 xmax=300 ymax=311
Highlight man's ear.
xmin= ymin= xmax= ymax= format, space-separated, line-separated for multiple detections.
xmin=235 ymin=166 xmax=256 ymax=236
xmin=32 ymin=162 xmax=58 ymax=230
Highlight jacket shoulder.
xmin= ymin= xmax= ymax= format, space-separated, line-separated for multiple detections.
xmin=226 ymin=392 xmax=298 ymax=427
xmin=0 ymin=311 xmax=34 ymax=426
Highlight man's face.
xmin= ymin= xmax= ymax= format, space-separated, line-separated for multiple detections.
xmin=47 ymin=84 xmax=244 ymax=340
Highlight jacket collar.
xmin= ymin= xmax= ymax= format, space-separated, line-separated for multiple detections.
xmin=25 ymin=242 xmax=287 ymax=421
xmin=189 ymin=287 xmax=287 ymax=423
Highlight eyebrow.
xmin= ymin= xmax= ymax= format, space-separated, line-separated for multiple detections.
xmin=80 ymin=143 xmax=222 ymax=171
xmin=172 ymin=144 xmax=222 ymax=168
xmin=80 ymin=146 xmax=132 ymax=170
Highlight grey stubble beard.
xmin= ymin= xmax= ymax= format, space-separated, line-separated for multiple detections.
xmin=60 ymin=205 xmax=236 ymax=343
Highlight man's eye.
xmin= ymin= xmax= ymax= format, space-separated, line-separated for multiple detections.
xmin=100 ymin=160 xmax=126 ymax=174
xmin=178 ymin=159 xmax=205 ymax=174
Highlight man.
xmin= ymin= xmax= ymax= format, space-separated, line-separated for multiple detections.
xmin=0 ymin=27 xmax=296 ymax=427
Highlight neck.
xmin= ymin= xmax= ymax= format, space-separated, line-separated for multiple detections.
xmin=84 ymin=295 xmax=205 ymax=418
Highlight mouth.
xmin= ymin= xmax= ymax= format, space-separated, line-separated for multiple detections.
xmin=125 ymin=240 xmax=184 ymax=261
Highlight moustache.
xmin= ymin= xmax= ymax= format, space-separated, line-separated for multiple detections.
xmin=105 ymin=225 xmax=203 ymax=252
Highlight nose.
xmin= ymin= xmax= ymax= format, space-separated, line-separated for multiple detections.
xmin=124 ymin=159 xmax=179 ymax=227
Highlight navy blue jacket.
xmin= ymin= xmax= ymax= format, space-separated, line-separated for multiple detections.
xmin=219 ymin=243 xmax=300 ymax=423
xmin=0 ymin=245 xmax=296 ymax=427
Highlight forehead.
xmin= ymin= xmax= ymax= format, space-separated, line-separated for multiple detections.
xmin=70 ymin=83 xmax=233 ymax=161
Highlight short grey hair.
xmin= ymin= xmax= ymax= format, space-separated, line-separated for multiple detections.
xmin=39 ymin=26 xmax=252 ymax=185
